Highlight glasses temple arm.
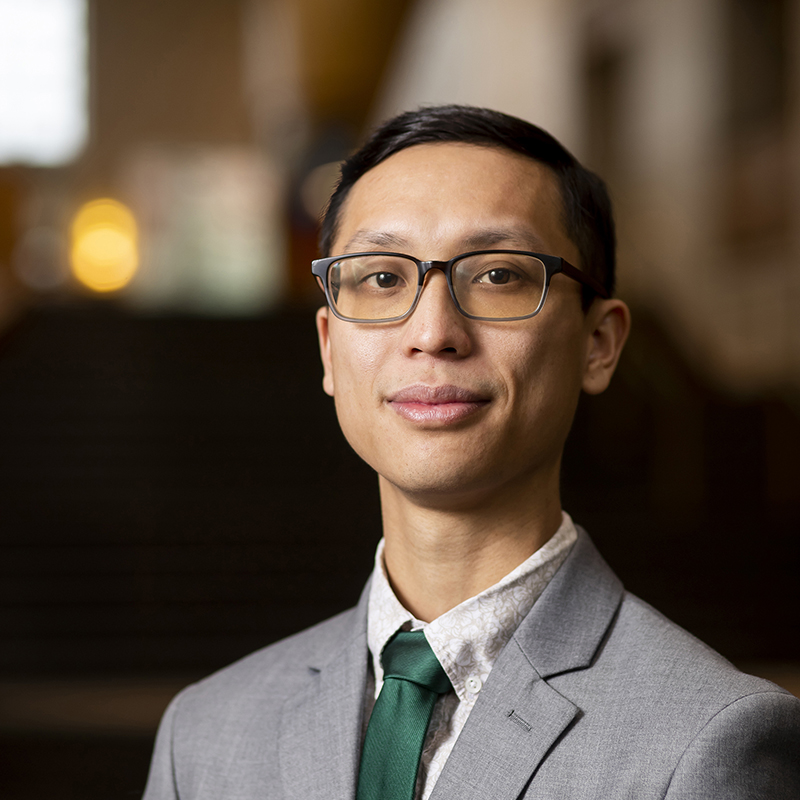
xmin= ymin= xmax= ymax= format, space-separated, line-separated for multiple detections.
xmin=558 ymin=261 xmax=610 ymax=299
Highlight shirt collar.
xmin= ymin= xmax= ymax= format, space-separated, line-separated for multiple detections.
xmin=367 ymin=512 xmax=578 ymax=701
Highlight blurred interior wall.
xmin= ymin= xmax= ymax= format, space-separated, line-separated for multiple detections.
xmin=374 ymin=0 xmax=583 ymax=147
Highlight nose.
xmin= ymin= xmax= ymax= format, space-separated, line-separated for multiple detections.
xmin=400 ymin=269 xmax=472 ymax=358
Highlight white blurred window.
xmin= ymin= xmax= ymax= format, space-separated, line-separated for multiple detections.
xmin=0 ymin=0 xmax=88 ymax=166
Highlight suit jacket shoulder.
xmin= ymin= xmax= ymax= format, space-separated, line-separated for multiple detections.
xmin=143 ymin=591 xmax=370 ymax=800
xmin=180 ymin=597 xmax=366 ymax=712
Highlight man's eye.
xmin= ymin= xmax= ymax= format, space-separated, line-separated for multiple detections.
xmin=477 ymin=267 xmax=516 ymax=285
xmin=367 ymin=272 xmax=400 ymax=289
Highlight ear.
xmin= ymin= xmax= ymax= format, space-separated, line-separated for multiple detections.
xmin=316 ymin=305 xmax=335 ymax=397
xmin=581 ymin=298 xmax=631 ymax=395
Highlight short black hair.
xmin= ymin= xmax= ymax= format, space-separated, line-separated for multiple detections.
xmin=319 ymin=104 xmax=616 ymax=303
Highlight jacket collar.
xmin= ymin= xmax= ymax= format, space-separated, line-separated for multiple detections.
xmin=513 ymin=527 xmax=624 ymax=678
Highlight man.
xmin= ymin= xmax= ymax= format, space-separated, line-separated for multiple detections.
xmin=143 ymin=106 xmax=800 ymax=799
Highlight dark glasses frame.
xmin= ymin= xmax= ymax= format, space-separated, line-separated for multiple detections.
xmin=311 ymin=250 xmax=610 ymax=323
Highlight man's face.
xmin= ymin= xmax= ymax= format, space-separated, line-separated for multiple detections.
xmin=317 ymin=142 xmax=619 ymax=510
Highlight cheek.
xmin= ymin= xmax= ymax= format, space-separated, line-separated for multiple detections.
xmin=329 ymin=343 xmax=393 ymax=476
xmin=327 ymin=329 xmax=391 ymax=449
xmin=496 ymin=324 xmax=585 ymax=415
xmin=326 ymin=318 xmax=389 ymax=389
xmin=330 ymin=330 xmax=386 ymax=395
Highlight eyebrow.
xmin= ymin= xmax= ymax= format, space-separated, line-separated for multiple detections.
xmin=340 ymin=228 xmax=551 ymax=256
xmin=340 ymin=230 xmax=410 ymax=252
xmin=460 ymin=228 xmax=549 ymax=252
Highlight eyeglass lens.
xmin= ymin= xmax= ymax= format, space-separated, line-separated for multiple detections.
xmin=328 ymin=253 xmax=547 ymax=321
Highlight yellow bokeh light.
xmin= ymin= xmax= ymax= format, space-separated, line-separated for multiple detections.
xmin=70 ymin=198 xmax=139 ymax=292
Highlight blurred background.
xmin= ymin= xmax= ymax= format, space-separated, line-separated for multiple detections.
xmin=0 ymin=0 xmax=799 ymax=797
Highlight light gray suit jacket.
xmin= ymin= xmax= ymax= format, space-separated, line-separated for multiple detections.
xmin=143 ymin=530 xmax=800 ymax=799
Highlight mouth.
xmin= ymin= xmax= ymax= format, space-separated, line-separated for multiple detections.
xmin=387 ymin=384 xmax=490 ymax=425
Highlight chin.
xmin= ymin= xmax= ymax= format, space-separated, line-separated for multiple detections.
xmin=379 ymin=464 xmax=501 ymax=510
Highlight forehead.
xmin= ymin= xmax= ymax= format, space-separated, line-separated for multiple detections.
xmin=333 ymin=142 xmax=577 ymax=263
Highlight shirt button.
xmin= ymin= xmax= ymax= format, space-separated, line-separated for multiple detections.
xmin=466 ymin=676 xmax=482 ymax=694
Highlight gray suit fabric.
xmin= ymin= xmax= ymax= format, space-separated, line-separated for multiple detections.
xmin=143 ymin=530 xmax=800 ymax=799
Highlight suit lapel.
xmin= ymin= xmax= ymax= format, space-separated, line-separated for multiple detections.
xmin=516 ymin=529 xmax=625 ymax=680
xmin=430 ymin=638 xmax=579 ymax=800
xmin=431 ymin=530 xmax=624 ymax=800
xmin=278 ymin=587 xmax=370 ymax=800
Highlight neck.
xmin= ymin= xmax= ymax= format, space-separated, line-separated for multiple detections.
xmin=378 ymin=472 xmax=563 ymax=622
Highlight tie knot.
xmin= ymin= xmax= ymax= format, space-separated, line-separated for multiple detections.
xmin=381 ymin=630 xmax=452 ymax=694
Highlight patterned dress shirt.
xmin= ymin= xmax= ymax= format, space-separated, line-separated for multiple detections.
xmin=365 ymin=512 xmax=578 ymax=800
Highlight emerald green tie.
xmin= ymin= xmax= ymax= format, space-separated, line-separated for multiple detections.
xmin=357 ymin=630 xmax=452 ymax=800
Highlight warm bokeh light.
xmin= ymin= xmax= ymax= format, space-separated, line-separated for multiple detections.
xmin=69 ymin=198 xmax=139 ymax=292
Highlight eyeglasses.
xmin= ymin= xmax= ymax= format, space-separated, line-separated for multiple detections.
xmin=311 ymin=250 xmax=609 ymax=323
